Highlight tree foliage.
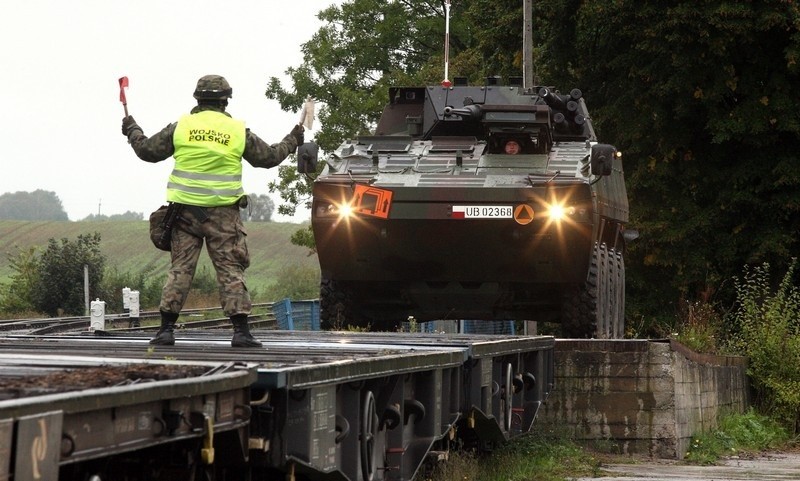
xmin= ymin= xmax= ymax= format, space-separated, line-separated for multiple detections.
xmin=0 ymin=247 xmax=39 ymax=313
xmin=265 ymin=0 xmax=460 ymax=152
xmin=81 ymin=211 xmax=144 ymax=221
xmin=241 ymin=194 xmax=275 ymax=222
xmin=263 ymin=264 xmax=321 ymax=301
xmin=0 ymin=234 xmax=107 ymax=316
xmin=527 ymin=1 xmax=800 ymax=323
xmin=265 ymin=0 xmax=477 ymax=245
xmin=96 ymin=265 xmax=165 ymax=313
xmin=32 ymin=233 xmax=106 ymax=316
xmin=0 ymin=190 xmax=69 ymax=221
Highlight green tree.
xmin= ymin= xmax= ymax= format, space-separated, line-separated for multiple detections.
xmin=0 ymin=247 xmax=40 ymax=314
xmin=265 ymin=0 xmax=461 ymax=152
xmin=241 ymin=194 xmax=275 ymax=222
xmin=82 ymin=211 xmax=144 ymax=221
xmin=527 ymin=1 xmax=800 ymax=324
xmin=265 ymin=0 xmax=473 ymax=245
xmin=33 ymin=233 xmax=106 ymax=316
xmin=0 ymin=190 xmax=69 ymax=221
xmin=264 ymin=264 xmax=321 ymax=301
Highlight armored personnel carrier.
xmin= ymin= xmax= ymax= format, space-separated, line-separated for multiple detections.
xmin=299 ymin=76 xmax=630 ymax=338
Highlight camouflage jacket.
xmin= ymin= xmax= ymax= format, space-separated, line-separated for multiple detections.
xmin=125 ymin=105 xmax=298 ymax=168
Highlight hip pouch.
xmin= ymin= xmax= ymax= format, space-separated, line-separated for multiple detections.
xmin=149 ymin=203 xmax=183 ymax=251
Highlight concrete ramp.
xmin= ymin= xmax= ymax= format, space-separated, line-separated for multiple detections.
xmin=537 ymin=339 xmax=749 ymax=459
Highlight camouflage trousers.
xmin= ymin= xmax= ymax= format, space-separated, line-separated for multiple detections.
xmin=159 ymin=204 xmax=252 ymax=317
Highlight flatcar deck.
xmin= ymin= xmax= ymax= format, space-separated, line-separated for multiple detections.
xmin=0 ymin=329 xmax=554 ymax=481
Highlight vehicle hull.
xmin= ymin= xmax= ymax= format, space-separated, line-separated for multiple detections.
xmin=312 ymin=181 xmax=595 ymax=324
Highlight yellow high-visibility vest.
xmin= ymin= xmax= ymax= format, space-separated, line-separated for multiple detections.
xmin=169 ymin=111 xmax=246 ymax=206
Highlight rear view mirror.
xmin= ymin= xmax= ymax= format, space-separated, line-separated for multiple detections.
xmin=297 ymin=142 xmax=319 ymax=174
xmin=590 ymin=144 xmax=616 ymax=176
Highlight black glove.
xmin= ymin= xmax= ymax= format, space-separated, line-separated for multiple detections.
xmin=290 ymin=124 xmax=304 ymax=147
xmin=121 ymin=115 xmax=141 ymax=137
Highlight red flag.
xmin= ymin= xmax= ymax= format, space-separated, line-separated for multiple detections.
xmin=118 ymin=76 xmax=128 ymax=104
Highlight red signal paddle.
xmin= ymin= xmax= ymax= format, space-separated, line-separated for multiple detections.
xmin=118 ymin=76 xmax=129 ymax=116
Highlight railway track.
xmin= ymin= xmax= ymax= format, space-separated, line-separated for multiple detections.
xmin=0 ymin=303 xmax=277 ymax=335
xmin=0 ymin=314 xmax=555 ymax=481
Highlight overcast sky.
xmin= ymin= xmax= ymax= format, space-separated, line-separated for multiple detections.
xmin=1 ymin=1 xmax=338 ymax=222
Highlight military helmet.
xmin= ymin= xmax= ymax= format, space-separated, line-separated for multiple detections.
xmin=193 ymin=75 xmax=233 ymax=100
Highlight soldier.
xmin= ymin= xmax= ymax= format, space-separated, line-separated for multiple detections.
xmin=504 ymin=139 xmax=521 ymax=155
xmin=121 ymin=74 xmax=303 ymax=347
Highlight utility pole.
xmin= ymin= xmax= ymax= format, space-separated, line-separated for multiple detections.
xmin=84 ymin=264 xmax=89 ymax=316
xmin=523 ymin=0 xmax=534 ymax=90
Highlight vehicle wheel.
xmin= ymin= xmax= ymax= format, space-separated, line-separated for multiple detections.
xmin=599 ymin=245 xmax=626 ymax=339
xmin=561 ymin=242 xmax=625 ymax=339
xmin=561 ymin=243 xmax=600 ymax=338
xmin=610 ymin=248 xmax=626 ymax=338
xmin=320 ymin=278 xmax=349 ymax=330
xmin=319 ymin=278 xmax=370 ymax=330
xmin=596 ymin=243 xmax=610 ymax=337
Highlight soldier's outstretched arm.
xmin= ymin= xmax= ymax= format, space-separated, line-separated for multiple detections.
xmin=242 ymin=127 xmax=300 ymax=169
xmin=122 ymin=118 xmax=177 ymax=163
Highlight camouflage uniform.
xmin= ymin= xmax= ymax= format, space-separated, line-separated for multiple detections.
xmin=122 ymin=75 xmax=302 ymax=346
xmin=161 ymin=205 xmax=252 ymax=317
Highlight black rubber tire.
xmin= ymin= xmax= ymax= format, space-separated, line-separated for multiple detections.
xmin=561 ymin=242 xmax=625 ymax=339
xmin=561 ymin=244 xmax=600 ymax=338
xmin=319 ymin=278 xmax=371 ymax=330
xmin=611 ymin=248 xmax=626 ymax=338
xmin=320 ymin=277 xmax=349 ymax=330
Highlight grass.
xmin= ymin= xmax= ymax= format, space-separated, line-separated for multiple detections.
xmin=672 ymin=301 xmax=721 ymax=354
xmin=427 ymin=432 xmax=602 ymax=481
xmin=424 ymin=410 xmax=795 ymax=480
xmin=0 ymin=220 xmax=319 ymax=301
xmin=683 ymin=409 xmax=791 ymax=465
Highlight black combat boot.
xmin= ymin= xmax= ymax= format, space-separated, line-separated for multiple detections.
xmin=231 ymin=314 xmax=262 ymax=348
xmin=150 ymin=311 xmax=179 ymax=345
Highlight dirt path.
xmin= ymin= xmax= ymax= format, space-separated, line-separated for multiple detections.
xmin=576 ymin=451 xmax=800 ymax=480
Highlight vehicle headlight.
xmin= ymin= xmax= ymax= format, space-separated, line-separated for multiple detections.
xmin=338 ymin=203 xmax=354 ymax=218
xmin=315 ymin=202 xmax=354 ymax=219
xmin=549 ymin=204 xmax=565 ymax=220
xmin=547 ymin=203 xmax=581 ymax=221
xmin=548 ymin=204 xmax=575 ymax=220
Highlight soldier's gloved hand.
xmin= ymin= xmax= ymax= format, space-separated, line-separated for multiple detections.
xmin=290 ymin=124 xmax=304 ymax=147
xmin=121 ymin=116 xmax=141 ymax=137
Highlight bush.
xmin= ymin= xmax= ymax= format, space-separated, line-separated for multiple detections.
xmin=0 ymin=247 xmax=39 ymax=314
xmin=97 ymin=266 xmax=165 ymax=312
xmin=262 ymin=264 xmax=320 ymax=301
xmin=726 ymin=260 xmax=800 ymax=434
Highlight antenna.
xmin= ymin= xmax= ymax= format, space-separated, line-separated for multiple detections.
xmin=523 ymin=0 xmax=534 ymax=90
xmin=441 ymin=0 xmax=452 ymax=87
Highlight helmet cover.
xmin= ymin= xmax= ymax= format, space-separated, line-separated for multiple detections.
xmin=193 ymin=75 xmax=232 ymax=100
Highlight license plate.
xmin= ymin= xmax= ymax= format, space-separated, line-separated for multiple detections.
xmin=452 ymin=205 xmax=513 ymax=219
